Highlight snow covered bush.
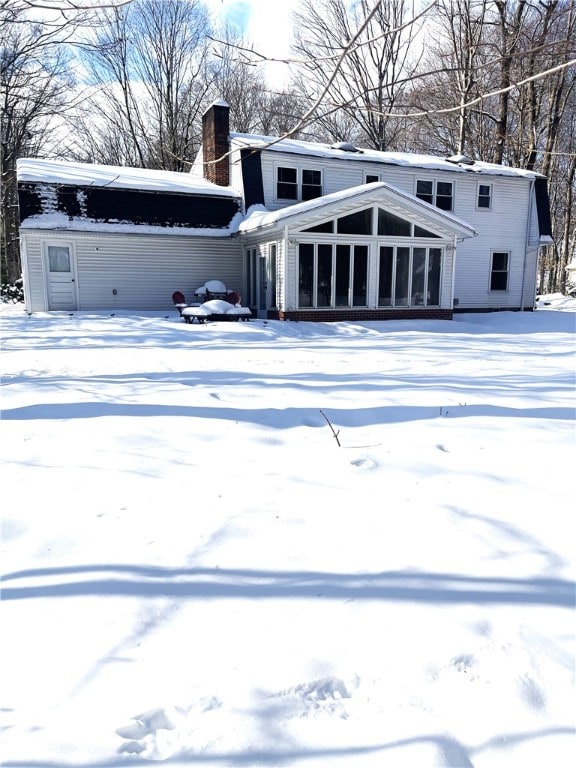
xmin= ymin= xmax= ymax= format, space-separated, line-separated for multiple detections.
xmin=1 ymin=278 xmax=24 ymax=303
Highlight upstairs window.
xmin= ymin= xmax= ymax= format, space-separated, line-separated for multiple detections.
xmin=277 ymin=167 xmax=297 ymax=199
xmin=302 ymin=169 xmax=322 ymax=200
xmin=478 ymin=183 xmax=492 ymax=209
xmin=416 ymin=179 xmax=453 ymax=211
xmin=490 ymin=251 xmax=509 ymax=291
xmin=416 ymin=180 xmax=434 ymax=205
xmin=365 ymin=174 xmax=380 ymax=184
xmin=277 ymin=167 xmax=322 ymax=201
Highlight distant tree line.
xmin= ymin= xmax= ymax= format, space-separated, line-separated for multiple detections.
xmin=2 ymin=0 xmax=574 ymax=295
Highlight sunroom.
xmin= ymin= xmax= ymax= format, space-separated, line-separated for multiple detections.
xmin=239 ymin=182 xmax=477 ymax=321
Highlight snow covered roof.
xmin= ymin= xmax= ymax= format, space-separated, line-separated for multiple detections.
xmin=17 ymin=158 xmax=240 ymax=198
xmin=239 ymin=181 xmax=477 ymax=238
xmin=230 ymin=133 xmax=545 ymax=179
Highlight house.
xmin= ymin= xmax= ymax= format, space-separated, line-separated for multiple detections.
xmin=17 ymin=99 xmax=553 ymax=319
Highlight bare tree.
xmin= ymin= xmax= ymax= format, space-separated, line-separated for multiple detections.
xmin=425 ymin=0 xmax=488 ymax=155
xmin=1 ymin=1 xmax=81 ymax=284
xmin=404 ymin=0 xmax=575 ymax=293
xmin=72 ymin=0 xmax=212 ymax=170
xmin=208 ymin=24 xmax=305 ymax=138
xmin=538 ymin=68 xmax=576 ymax=293
xmin=290 ymin=0 xmax=419 ymax=149
xmin=2 ymin=0 xmax=131 ymax=13
xmin=490 ymin=0 xmax=529 ymax=163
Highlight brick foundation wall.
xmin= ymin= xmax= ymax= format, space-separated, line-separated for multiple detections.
xmin=270 ymin=308 xmax=453 ymax=322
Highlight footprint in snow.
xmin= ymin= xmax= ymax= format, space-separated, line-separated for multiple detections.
xmin=451 ymin=654 xmax=477 ymax=678
xmin=351 ymin=457 xmax=378 ymax=470
xmin=271 ymin=676 xmax=359 ymax=719
xmin=116 ymin=707 xmax=177 ymax=754
xmin=116 ymin=706 xmax=177 ymax=738
xmin=115 ymin=699 xmax=222 ymax=758
xmin=519 ymin=674 xmax=546 ymax=711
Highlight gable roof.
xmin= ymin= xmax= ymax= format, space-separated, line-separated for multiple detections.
xmin=238 ymin=181 xmax=477 ymax=239
xmin=230 ymin=133 xmax=546 ymax=180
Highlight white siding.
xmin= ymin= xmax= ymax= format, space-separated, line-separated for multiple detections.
xmin=284 ymin=239 xmax=298 ymax=311
xmin=442 ymin=245 xmax=456 ymax=310
xmin=21 ymin=229 xmax=243 ymax=312
xmin=277 ymin=239 xmax=287 ymax=311
xmin=20 ymin=234 xmax=47 ymax=311
xmin=521 ymin=245 xmax=539 ymax=307
xmin=453 ymin=177 xmax=532 ymax=309
xmin=229 ymin=146 xmax=245 ymax=198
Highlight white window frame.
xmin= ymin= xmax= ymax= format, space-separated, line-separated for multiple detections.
xmin=489 ymin=250 xmax=510 ymax=292
xmin=297 ymin=242 xmax=369 ymax=309
xmin=276 ymin=166 xmax=298 ymax=200
xmin=477 ymin=182 xmax=492 ymax=210
xmin=377 ymin=244 xmax=444 ymax=308
xmin=416 ymin=179 xmax=454 ymax=211
xmin=275 ymin=164 xmax=323 ymax=202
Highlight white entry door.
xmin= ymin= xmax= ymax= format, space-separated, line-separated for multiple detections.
xmin=45 ymin=244 xmax=78 ymax=310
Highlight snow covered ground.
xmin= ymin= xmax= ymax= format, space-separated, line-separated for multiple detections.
xmin=1 ymin=295 xmax=575 ymax=767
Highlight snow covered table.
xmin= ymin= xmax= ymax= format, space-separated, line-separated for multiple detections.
xmin=181 ymin=299 xmax=252 ymax=324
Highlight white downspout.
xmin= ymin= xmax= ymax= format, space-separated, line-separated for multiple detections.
xmin=451 ymin=235 xmax=458 ymax=311
xmin=284 ymin=224 xmax=290 ymax=312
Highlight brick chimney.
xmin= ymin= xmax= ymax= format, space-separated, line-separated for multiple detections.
xmin=202 ymin=99 xmax=230 ymax=186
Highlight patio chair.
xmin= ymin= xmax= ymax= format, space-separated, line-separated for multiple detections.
xmin=172 ymin=291 xmax=188 ymax=315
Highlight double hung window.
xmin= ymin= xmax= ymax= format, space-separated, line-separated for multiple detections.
xmin=277 ymin=167 xmax=322 ymax=201
xmin=478 ymin=184 xmax=492 ymax=209
xmin=302 ymin=169 xmax=322 ymax=200
xmin=490 ymin=252 xmax=509 ymax=291
xmin=416 ymin=180 xmax=453 ymax=211
xmin=277 ymin=167 xmax=298 ymax=199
